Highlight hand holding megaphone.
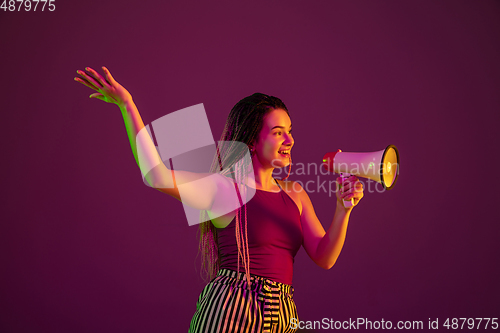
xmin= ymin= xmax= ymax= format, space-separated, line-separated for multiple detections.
xmin=337 ymin=173 xmax=364 ymax=209
xmin=323 ymin=145 xmax=400 ymax=208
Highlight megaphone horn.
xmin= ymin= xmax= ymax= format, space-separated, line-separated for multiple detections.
xmin=322 ymin=145 xmax=400 ymax=206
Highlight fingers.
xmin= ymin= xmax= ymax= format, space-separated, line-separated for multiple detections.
xmin=337 ymin=176 xmax=364 ymax=200
xmin=74 ymin=66 xmax=115 ymax=93
xmin=74 ymin=76 xmax=100 ymax=92
xmin=89 ymin=92 xmax=118 ymax=103
xmin=76 ymin=69 xmax=103 ymax=89
xmin=337 ymin=175 xmax=358 ymax=190
xmin=89 ymin=92 xmax=103 ymax=100
xmin=84 ymin=67 xmax=111 ymax=88
xmin=102 ymin=66 xmax=116 ymax=85
xmin=86 ymin=67 xmax=109 ymax=87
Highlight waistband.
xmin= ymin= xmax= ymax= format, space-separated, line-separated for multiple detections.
xmin=215 ymin=268 xmax=294 ymax=297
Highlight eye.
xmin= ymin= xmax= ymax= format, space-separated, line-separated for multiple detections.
xmin=274 ymin=131 xmax=282 ymax=136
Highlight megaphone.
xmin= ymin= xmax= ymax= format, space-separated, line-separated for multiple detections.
xmin=322 ymin=145 xmax=400 ymax=207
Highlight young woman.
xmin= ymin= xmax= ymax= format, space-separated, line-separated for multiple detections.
xmin=75 ymin=67 xmax=364 ymax=333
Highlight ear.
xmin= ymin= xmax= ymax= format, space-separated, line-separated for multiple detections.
xmin=248 ymin=143 xmax=255 ymax=154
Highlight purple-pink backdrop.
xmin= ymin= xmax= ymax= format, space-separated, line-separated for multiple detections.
xmin=1 ymin=1 xmax=499 ymax=332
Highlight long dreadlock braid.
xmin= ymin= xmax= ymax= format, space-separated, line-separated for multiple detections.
xmin=198 ymin=93 xmax=290 ymax=283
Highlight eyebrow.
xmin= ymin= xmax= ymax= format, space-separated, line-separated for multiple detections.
xmin=271 ymin=125 xmax=292 ymax=130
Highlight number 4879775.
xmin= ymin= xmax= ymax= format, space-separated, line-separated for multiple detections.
xmin=1 ymin=0 xmax=56 ymax=11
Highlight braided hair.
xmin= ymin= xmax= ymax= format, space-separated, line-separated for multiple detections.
xmin=198 ymin=93 xmax=289 ymax=283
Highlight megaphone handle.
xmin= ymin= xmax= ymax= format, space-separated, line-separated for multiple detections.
xmin=340 ymin=172 xmax=354 ymax=208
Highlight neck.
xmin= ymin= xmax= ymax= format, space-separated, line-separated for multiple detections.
xmin=251 ymin=158 xmax=279 ymax=191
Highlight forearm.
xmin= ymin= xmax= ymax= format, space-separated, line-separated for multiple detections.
xmin=120 ymin=100 xmax=143 ymax=165
xmin=119 ymin=100 xmax=171 ymax=188
xmin=315 ymin=202 xmax=351 ymax=269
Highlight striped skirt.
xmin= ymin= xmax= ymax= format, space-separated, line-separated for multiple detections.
xmin=189 ymin=269 xmax=299 ymax=333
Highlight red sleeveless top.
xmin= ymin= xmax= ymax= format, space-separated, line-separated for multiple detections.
xmin=216 ymin=182 xmax=303 ymax=285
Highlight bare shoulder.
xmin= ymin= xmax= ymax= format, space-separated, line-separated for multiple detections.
xmin=276 ymin=179 xmax=304 ymax=215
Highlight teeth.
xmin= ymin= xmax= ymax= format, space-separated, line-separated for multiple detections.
xmin=278 ymin=150 xmax=290 ymax=154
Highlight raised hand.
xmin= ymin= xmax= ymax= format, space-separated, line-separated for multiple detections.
xmin=74 ymin=66 xmax=132 ymax=108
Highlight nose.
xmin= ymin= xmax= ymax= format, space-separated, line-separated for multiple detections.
xmin=284 ymin=132 xmax=294 ymax=147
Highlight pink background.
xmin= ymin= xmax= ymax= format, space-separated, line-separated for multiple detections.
xmin=1 ymin=1 xmax=499 ymax=332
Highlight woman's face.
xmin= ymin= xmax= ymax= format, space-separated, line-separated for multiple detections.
xmin=252 ymin=108 xmax=294 ymax=169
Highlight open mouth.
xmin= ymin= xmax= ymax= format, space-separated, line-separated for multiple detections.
xmin=278 ymin=149 xmax=290 ymax=157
